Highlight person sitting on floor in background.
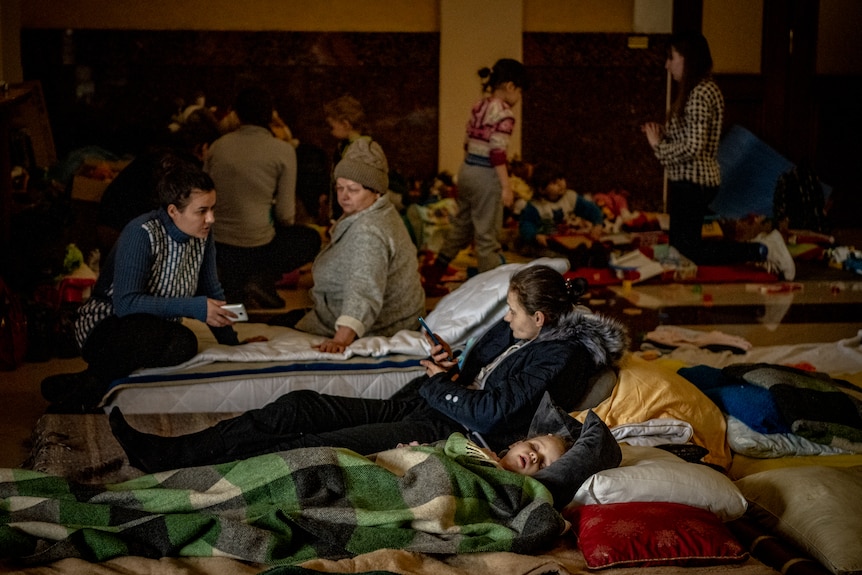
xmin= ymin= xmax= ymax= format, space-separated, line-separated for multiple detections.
xmin=205 ymin=85 xmax=321 ymax=309
xmin=516 ymin=162 xmax=607 ymax=268
xmin=41 ymin=154 xmax=266 ymax=411
xmin=269 ymin=138 xmax=425 ymax=353
xmin=96 ymin=108 xmax=222 ymax=257
xmin=109 ymin=264 xmax=628 ymax=473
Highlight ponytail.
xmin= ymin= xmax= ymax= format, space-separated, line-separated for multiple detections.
xmin=509 ymin=265 xmax=585 ymax=327
xmin=479 ymin=58 xmax=529 ymax=92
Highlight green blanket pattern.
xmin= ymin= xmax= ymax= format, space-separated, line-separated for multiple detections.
xmin=0 ymin=434 xmax=564 ymax=565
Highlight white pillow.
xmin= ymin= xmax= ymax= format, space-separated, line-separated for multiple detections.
xmin=568 ymin=444 xmax=748 ymax=521
xmin=424 ymin=257 xmax=568 ymax=347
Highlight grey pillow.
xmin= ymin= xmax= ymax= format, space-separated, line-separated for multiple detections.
xmin=529 ymin=392 xmax=622 ymax=508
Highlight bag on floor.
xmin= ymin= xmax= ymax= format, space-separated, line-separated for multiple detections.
xmin=773 ymin=165 xmax=828 ymax=233
xmin=0 ymin=276 xmax=28 ymax=370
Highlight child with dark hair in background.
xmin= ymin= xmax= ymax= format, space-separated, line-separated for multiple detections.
xmin=517 ymin=162 xmax=608 ymax=268
xmin=423 ymin=59 xmax=529 ymax=295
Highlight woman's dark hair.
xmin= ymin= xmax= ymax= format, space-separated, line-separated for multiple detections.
xmin=508 ymin=265 xmax=586 ymax=327
xmin=156 ymin=153 xmax=215 ymax=210
xmin=530 ymin=162 xmax=566 ymax=193
xmin=479 ymin=58 xmax=529 ymax=92
xmin=669 ymin=30 xmax=714 ymax=119
xmin=233 ymin=86 xmax=274 ymax=128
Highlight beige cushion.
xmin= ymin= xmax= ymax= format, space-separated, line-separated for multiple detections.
xmin=735 ymin=465 xmax=862 ymax=575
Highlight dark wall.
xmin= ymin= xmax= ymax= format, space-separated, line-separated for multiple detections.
xmin=21 ymin=30 xmax=441 ymax=181
xmin=21 ymin=29 xmax=860 ymax=224
xmin=523 ymin=32 xmax=668 ymax=211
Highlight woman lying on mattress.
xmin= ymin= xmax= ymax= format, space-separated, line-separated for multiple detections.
xmin=110 ymin=264 xmax=629 ymax=472
xmin=0 ymin=396 xmax=622 ymax=565
xmin=41 ymin=154 xmax=267 ymax=412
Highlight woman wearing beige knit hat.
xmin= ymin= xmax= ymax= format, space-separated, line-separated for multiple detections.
xmin=274 ymin=138 xmax=424 ymax=352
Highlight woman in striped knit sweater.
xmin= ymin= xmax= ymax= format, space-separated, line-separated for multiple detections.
xmin=41 ymin=154 xmax=261 ymax=411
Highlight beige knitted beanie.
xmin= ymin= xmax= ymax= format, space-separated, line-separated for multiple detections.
xmin=333 ymin=138 xmax=389 ymax=193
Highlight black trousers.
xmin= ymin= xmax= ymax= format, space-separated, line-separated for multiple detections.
xmin=175 ymin=387 xmax=464 ymax=465
xmin=668 ymin=180 xmax=762 ymax=265
xmin=82 ymin=314 xmax=198 ymax=384
xmin=216 ymin=224 xmax=321 ymax=300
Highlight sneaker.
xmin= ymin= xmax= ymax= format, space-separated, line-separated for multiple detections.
xmin=754 ymin=230 xmax=796 ymax=280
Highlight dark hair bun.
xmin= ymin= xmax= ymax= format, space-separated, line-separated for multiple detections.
xmin=566 ymin=277 xmax=589 ymax=301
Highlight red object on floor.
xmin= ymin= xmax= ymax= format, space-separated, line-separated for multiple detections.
xmin=57 ymin=277 xmax=96 ymax=303
xmin=686 ymin=265 xmax=778 ymax=283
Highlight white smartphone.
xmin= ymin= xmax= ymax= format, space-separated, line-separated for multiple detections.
xmin=221 ymin=303 xmax=248 ymax=322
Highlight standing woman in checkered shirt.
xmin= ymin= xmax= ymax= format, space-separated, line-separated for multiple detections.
xmin=642 ymin=31 xmax=795 ymax=279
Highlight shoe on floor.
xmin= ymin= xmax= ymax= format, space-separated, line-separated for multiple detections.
xmin=245 ymin=282 xmax=285 ymax=309
xmin=754 ymin=230 xmax=796 ymax=280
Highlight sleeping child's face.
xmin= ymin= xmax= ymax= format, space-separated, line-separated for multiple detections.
xmin=498 ymin=434 xmax=567 ymax=476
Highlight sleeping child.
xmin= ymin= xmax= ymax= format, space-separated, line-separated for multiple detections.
xmin=398 ymin=392 xmax=622 ymax=508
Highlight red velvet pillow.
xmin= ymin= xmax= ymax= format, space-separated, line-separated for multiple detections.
xmin=565 ymin=502 xmax=749 ymax=569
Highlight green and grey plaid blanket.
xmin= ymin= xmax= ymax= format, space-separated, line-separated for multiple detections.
xmin=0 ymin=433 xmax=565 ymax=565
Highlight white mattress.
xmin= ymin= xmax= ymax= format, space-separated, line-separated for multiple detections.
xmin=100 ymin=259 xmax=571 ymax=415
xmin=103 ymin=354 xmax=426 ymax=414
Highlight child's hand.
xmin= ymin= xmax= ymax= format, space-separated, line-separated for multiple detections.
xmin=501 ymin=185 xmax=514 ymax=208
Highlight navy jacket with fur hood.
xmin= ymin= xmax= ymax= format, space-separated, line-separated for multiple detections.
xmin=419 ymin=308 xmax=629 ymax=452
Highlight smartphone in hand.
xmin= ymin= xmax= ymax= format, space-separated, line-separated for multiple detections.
xmin=221 ymin=303 xmax=248 ymax=322
xmin=418 ymin=316 xmax=453 ymax=361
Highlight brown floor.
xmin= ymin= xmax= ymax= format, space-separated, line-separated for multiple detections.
xmin=2 ymin=229 xmax=862 ymax=470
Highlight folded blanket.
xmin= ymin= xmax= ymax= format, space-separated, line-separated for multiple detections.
xmin=0 ymin=434 xmax=565 ymax=566
xmin=725 ymin=363 xmax=862 ymax=453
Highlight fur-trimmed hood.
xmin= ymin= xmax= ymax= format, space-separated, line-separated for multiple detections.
xmin=533 ymin=305 xmax=629 ymax=369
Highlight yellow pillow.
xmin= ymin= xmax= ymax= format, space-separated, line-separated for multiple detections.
xmin=573 ymin=355 xmax=731 ymax=469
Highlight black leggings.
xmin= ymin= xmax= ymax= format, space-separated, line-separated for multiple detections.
xmin=81 ymin=314 xmax=198 ymax=383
